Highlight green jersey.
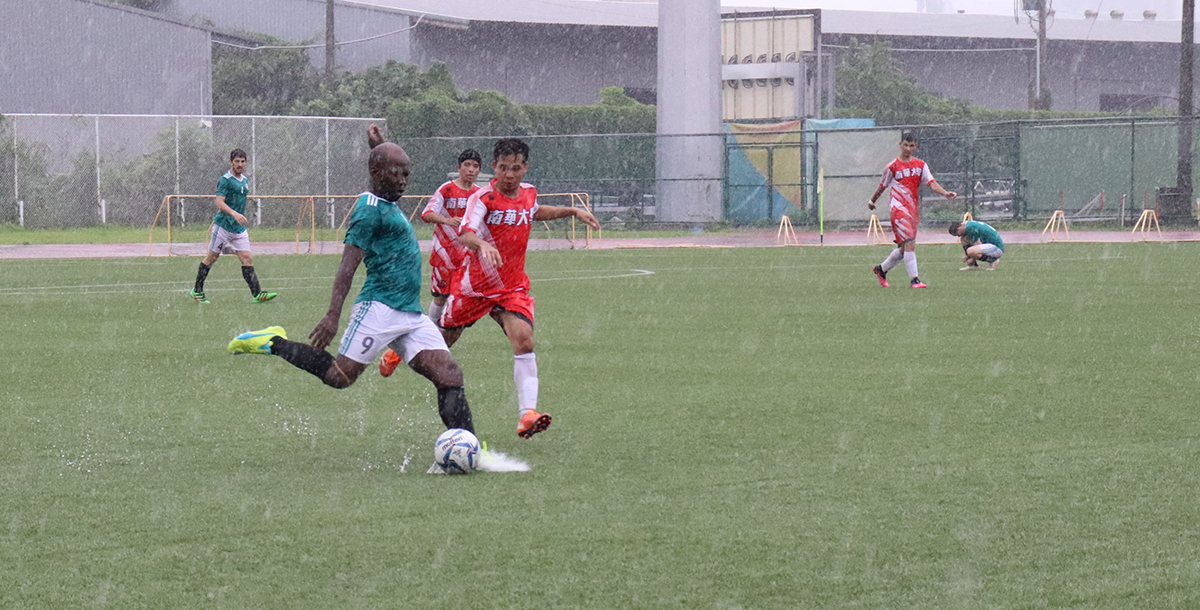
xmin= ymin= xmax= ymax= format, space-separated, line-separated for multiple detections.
xmin=214 ymin=171 xmax=250 ymax=234
xmin=964 ymin=220 xmax=1003 ymax=251
xmin=344 ymin=191 xmax=423 ymax=313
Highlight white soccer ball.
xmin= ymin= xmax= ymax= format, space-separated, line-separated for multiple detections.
xmin=434 ymin=428 xmax=479 ymax=474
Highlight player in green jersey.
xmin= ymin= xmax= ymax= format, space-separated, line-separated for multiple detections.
xmin=227 ymin=129 xmax=475 ymax=436
xmin=189 ymin=149 xmax=277 ymax=304
xmin=949 ymin=220 xmax=1005 ymax=270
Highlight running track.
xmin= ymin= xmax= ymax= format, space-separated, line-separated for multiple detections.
xmin=2 ymin=229 xmax=1198 ymax=259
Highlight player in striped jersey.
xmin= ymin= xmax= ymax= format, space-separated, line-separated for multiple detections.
xmin=867 ymin=132 xmax=957 ymax=289
xmin=441 ymin=138 xmax=600 ymax=439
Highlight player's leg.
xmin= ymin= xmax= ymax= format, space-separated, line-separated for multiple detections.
xmin=191 ymin=227 xmax=224 ymax=302
xmin=270 ymin=338 xmax=367 ymax=389
xmin=437 ymin=293 xmax=490 ymax=349
xmin=901 ymin=240 xmax=925 ymax=288
xmin=877 ymin=207 xmax=910 ymax=287
xmin=874 ymin=248 xmax=900 ymax=287
xmin=970 ymin=243 xmax=1003 ymax=270
xmin=427 ymin=263 xmax=453 ymax=324
xmin=491 ymin=298 xmax=550 ymax=439
xmin=400 ymin=321 xmax=475 ymax=433
xmin=191 ymin=252 xmax=218 ymax=303
xmin=383 ymin=291 xmax=448 ymax=377
xmin=888 ymin=205 xmax=924 ymax=287
xmin=234 ymin=244 xmax=276 ymax=303
xmin=279 ymin=301 xmax=400 ymax=387
xmin=227 ymin=325 xmax=367 ymax=388
xmin=960 ymin=236 xmax=979 ymax=270
xmin=428 ymin=294 xmax=449 ymax=328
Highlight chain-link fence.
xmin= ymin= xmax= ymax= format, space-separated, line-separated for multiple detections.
xmin=3 ymin=114 xmax=1199 ymax=232
xmin=0 ymin=114 xmax=380 ymax=230
xmin=400 ymin=133 xmax=660 ymax=229
xmin=813 ymin=117 xmax=1200 ymax=228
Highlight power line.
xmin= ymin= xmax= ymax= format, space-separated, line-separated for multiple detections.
xmin=822 ymin=43 xmax=1034 ymax=53
xmin=213 ymin=15 xmax=424 ymax=51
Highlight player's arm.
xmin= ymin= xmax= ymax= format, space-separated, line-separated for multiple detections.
xmin=420 ymin=189 xmax=460 ymax=227
xmin=532 ymin=205 xmax=601 ymax=230
xmin=929 ymin=180 xmax=957 ymax=200
xmin=454 ymin=193 xmax=502 ymax=265
xmin=367 ymin=124 xmax=385 ymax=150
xmin=214 ymin=194 xmax=247 ymax=226
xmin=310 ymin=244 xmax=364 ymax=350
xmin=457 ymin=231 xmax=502 ymax=267
xmin=867 ymin=184 xmax=887 ymax=210
xmin=421 ymin=211 xmax=461 ymax=227
xmin=922 ymin=164 xmax=956 ymax=200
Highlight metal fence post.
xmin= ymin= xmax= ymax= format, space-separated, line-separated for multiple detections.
xmin=176 ymin=118 xmax=183 ymax=227
xmin=13 ymin=121 xmax=20 ymax=227
xmin=251 ymin=117 xmax=257 ymax=196
xmin=95 ymin=116 xmax=103 ymax=223
xmin=326 ymin=118 xmax=335 ymax=228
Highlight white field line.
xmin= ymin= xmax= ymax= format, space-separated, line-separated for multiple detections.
xmin=0 ymin=270 xmax=659 ymax=297
xmin=0 ymin=255 xmax=1126 ymax=297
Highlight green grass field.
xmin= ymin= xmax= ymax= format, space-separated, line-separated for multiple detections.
xmin=2 ymin=242 xmax=1198 ymax=608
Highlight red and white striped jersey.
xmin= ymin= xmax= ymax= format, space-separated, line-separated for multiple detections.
xmin=455 ymin=181 xmax=539 ymax=297
xmin=880 ymin=157 xmax=936 ymax=212
xmin=422 ymin=180 xmax=478 ymax=273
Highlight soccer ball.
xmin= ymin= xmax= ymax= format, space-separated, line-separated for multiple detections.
xmin=434 ymin=428 xmax=480 ymax=474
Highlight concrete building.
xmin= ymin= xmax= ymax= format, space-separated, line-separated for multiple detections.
xmin=155 ymin=1 xmax=1200 ymax=113
xmin=822 ymin=9 xmax=1200 ymax=112
xmin=2 ymin=0 xmax=253 ymax=115
xmin=161 ymin=0 xmax=659 ymax=106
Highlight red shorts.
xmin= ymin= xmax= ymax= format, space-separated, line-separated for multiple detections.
xmin=441 ymin=290 xmax=535 ymax=329
xmin=890 ymin=203 xmax=919 ymax=244
xmin=429 ymin=263 xmax=455 ymax=297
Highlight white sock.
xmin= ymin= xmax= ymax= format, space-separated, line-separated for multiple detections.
xmin=514 ymin=353 xmax=539 ymax=416
xmin=880 ymin=248 xmax=903 ymax=273
xmin=427 ymin=300 xmax=445 ymax=325
xmin=904 ymin=251 xmax=919 ymax=279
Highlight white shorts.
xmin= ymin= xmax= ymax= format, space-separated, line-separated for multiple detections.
xmin=977 ymin=243 xmax=1003 ymax=262
xmin=208 ymin=225 xmax=251 ymax=254
xmin=337 ymin=301 xmax=449 ymax=365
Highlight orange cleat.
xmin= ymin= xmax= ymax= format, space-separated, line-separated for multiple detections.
xmin=379 ymin=348 xmax=402 ymax=377
xmin=517 ymin=410 xmax=552 ymax=439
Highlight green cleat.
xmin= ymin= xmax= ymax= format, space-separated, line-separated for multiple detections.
xmin=227 ymin=326 xmax=286 ymax=355
xmin=253 ymin=292 xmax=278 ymax=303
xmin=189 ymin=290 xmax=210 ymax=304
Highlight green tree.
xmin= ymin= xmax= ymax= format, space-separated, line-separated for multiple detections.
xmin=834 ymin=41 xmax=974 ymax=125
xmin=213 ymin=36 xmax=314 ymax=116
xmin=293 ymin=61 xmax=458 ymax=118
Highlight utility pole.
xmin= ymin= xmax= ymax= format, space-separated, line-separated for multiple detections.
xmin=1035 ymin=0 xmax=1050 ymax=109
xmin=1024 ymin=1 xmax=1050 ymax=109
xmin=325 ymin=0 xmax=336 ymax=85
xmin=1173 ymin=0 xmax=1196 ymax=222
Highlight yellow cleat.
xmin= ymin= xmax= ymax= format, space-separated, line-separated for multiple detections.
xmin=227 ymin=326 xmax=286 ymax=355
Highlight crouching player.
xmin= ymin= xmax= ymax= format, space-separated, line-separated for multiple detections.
xmin=949 ymin=220 xmax=1004 ymax=270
